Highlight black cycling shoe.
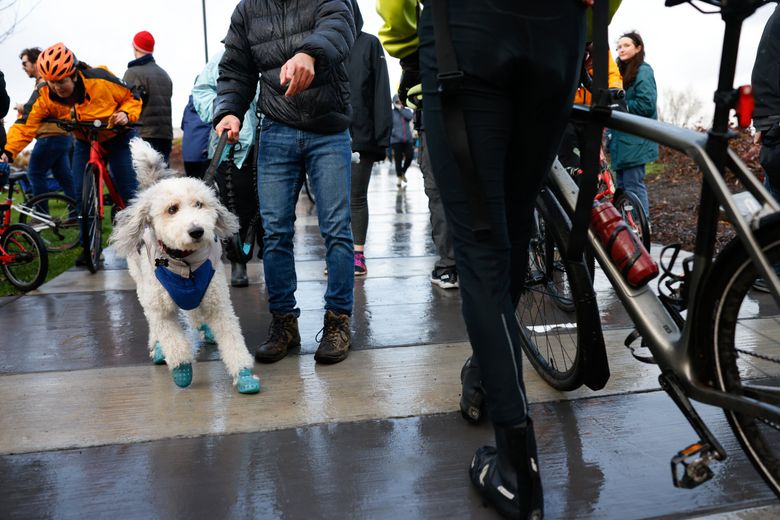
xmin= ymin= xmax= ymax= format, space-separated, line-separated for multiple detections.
xmin=231 ymin=262 xmax=249 ymax=287
xmin=470 ymin=419 xmax=544 ymax=519
xmin=460 ymin=356 xmax=485 ymax=424
xmin=74 ymin=250 xmax=88 ymax=267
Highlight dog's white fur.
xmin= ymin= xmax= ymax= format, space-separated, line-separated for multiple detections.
xmin=110 ymin=138 xmax=254 ymax=384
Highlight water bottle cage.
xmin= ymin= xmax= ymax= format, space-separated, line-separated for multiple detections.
xmin=605 ymin=222 xmax=643 ymax=279
xmin=657 ymin=244 xmax=694 ymax=312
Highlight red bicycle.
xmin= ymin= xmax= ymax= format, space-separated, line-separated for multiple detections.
xmin=0 ymin=174 xmax=48 ymax=290
xmin=46 ymin=119 xmax=136 ymax=273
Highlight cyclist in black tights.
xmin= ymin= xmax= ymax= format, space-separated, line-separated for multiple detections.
xmin=378 ymin=0 xmax=619 ymax=517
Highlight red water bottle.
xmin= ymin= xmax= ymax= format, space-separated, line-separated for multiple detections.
xmin=591 ymin=201 xmax=658 ymax=288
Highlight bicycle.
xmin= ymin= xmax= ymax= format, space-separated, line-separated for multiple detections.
xmin=45 ymin=119 xmax=137 ymax=273
xmin=0 ymin=165 xmax=79 ymax=252
xmin=518 ymin=0 xmax=780 ymax=498
xmin=0 ymin=195 xmax=49 ymax=292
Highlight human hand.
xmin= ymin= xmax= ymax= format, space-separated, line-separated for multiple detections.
xmin=280 ymin=53 xmax=315 ymax=97
xmin=14 ymin=103 xmax=24 ymax=112
xmin=398 ymin=51 xmax=420 ymax=107
xmin=0 ymin=153 xmax=9 ymax=163
xmin=581 ymin=0 xmax=594 ymax=5
xmin=215 ymin=115 xmax=241 ymax=144
xmin=108 ymin=111 xmax=129 ymax=127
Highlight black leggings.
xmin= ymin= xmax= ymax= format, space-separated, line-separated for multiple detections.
xmin=420 ymin=0 xmax=585 ymax=426
xmin=391 ymin=142 xmax=414 ymax=177
xmin=350 ymin=156 xmax=375 ymax=246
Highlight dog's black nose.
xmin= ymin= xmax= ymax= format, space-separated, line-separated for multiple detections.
xmin=188 ymin=227 xmax=204 ymax=240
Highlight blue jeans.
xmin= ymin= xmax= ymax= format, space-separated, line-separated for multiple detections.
xmin=72 ymin=130 xmax=139 ymax=213
xmin=257 ymin=118 xmax=354 ymax=315
xmin=616 ymin=164 xmax=650 ymax=218
xmin=27 ymin=135 xmax=75 ymax=200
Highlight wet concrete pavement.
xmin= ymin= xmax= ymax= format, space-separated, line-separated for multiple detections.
xmin=0 ymin=162 xmax=777 ymax=519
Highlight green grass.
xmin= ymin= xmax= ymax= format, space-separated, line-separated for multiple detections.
xmin=0 ymin=195 xmax=114 ymax=297
xmin=645 ymin=161 xmax=665 ymax=177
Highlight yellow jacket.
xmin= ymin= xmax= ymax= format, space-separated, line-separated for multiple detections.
xmin=5 ymin=66 xmax=141 ymax=159
xmin=573 ymin=49 xmax=623 ymax=105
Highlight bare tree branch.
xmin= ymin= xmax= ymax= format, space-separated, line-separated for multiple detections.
xmin=659 ymin=88 xmax=705 ymax=129
xmin=0 ymin=1 xmax=41 ymax=45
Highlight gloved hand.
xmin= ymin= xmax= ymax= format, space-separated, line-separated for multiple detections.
xmin=406 ymin=84 xmax=423 ymax=110
xmin=398 ymin=51 xmax=420 ymax=107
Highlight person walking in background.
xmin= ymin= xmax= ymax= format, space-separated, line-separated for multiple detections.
xmin=608 ymin=31 xmax=658 ymax=219
xmin=390 ymin=94 xmax=414 ymax=187
xmin=180 ymin=94 xmax=211 ymax=178
xmin=345 ymin=0 xmax=392 ymax=277
xmin=13 ymin=47 xmax=75 ymax=200
xmin=214 ymin=0 xmax=356 ymax=366
xmin=416 ymin=113 xmax=458 ymax=289
xmin=122 ymin=31 xmax=173 ymax=163
xmin=193 ymin=49 xmax=263 ymax=288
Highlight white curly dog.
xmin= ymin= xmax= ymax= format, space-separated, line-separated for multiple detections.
xmin=110 ymin=138 xmax=260 ymax=394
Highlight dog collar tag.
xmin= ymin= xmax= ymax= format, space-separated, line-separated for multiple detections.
xmin=155 ymin=259 xmax=216 ymax=310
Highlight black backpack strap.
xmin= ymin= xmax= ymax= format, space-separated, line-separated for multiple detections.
xmin=430 ymin=0 xmax=491 ymax=241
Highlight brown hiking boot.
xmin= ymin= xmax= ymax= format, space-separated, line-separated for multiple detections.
xmin=314 ymin=310 xmax=351 ymax=364
xmin=255 ymin=312 xmax=301 ymax=363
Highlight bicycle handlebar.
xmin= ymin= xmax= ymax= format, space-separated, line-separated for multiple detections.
xmin=43 ymin=118 xmax=142 ymax=133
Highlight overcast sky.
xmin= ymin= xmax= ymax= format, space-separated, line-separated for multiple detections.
xmin=1 ymin=0 xmax=775 ymax=135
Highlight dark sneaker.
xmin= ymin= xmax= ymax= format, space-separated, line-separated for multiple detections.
xmin=314 ymin=310 xmax=351 ymax=364
xmin=431 ymin=266 xmax=459 ymax=289
xmin=354 ymin=252 xmax=367 ymax=276
xmin=255 ymin=312 xmax=301 ymax=363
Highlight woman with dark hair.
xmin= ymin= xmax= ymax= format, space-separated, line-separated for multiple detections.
xmin=609 ymin=30 xmax=658 ymax=218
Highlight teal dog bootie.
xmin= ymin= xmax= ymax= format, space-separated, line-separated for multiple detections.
xmin=198 ymin=324 xmax=217 ymax=344
xmin=152 ymin=341 xmax=166 ymax=365
xmin=171 ymin=363 xmax=193 ymax=388
xmin=236 ymin=368 xmax=261 ymax=394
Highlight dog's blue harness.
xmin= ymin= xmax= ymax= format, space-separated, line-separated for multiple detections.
xmin=143 ymin=231 xmax=222 ymax=310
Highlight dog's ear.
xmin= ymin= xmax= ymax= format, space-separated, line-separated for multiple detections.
xmin=130 ymin=137 xmax=180 ymax=190
xmin=213 ymin=200 xmax=240 ymax=238
xmin=109 ymin=193 xmax=151 ymax=257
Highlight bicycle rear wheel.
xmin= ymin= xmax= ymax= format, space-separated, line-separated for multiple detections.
xmin=613 ymin=190 xmax=651 ymax=251
xmin=1 ymin=223 xmax=48 ymax=291
xmin=80 ymin=165 xmax=102 ymax=273
xmin=702 ymin=223 xmax=780 ymax=498
xmin=516 ymin=187 xmax=598 ymax=391
xmin=19 ymin=192 xmax=79 ymax=252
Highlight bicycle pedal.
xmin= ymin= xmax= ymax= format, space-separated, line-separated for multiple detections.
xmin=671 ymin=442 xmax=718 ymax=489
xmin=624 ymin=330 xmax=656 ymax=364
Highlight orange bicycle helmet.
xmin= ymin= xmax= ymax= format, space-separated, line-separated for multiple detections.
xmin=37 ymin=43 xmax=78 ymax=81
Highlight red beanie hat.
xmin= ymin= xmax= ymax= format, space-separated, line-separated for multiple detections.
xmin=133 ymin=31 xmax=155 ymax=53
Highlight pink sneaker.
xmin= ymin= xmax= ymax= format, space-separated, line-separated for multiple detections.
xmin=354 ymin=252 xmax=367 ymax=276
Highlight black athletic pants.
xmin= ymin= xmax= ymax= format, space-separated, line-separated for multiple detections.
xmin=420 ymin=0 xmax=585 ymax=426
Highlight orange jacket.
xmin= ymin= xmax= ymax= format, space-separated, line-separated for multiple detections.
xmin=4 ymin=66 xmax=141 ymax=159
xmin=574 ymin=50 xmax=623 ymax=105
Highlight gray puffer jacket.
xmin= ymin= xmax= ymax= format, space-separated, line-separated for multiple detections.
xmin=122 ymin=55 xmax=173 ymax=140
xmin=214 ymin=0 xmax=355 ymax=134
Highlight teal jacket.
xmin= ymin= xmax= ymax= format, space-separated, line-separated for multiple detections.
xmin=608 ymin=62 xmax=659 ymax=170
xmin=192 ymin=50 xmax=259 ymax=168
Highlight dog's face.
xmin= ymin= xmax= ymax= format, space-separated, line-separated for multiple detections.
xmin=146 ymin=177 xmax=226 ymax=251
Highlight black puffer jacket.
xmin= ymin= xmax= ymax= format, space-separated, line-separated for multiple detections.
xmin=215 ymin=0 xmax=355 ymax=134
xmin=346 ymin=1 xmax=392 ymax=160
xmin=122 ymin=55 xmax=173 ymax=140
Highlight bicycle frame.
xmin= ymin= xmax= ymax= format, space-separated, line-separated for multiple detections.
xmin=87 ymin=138 xmax=125 ymax=218
xmin=553 ymin=101 xmax=780 ymax=425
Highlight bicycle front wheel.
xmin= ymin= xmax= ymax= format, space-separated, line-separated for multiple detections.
xmin=19 ymin=192 xmax=79 ymax=252
xmin=702 ymin=223 xmax=780 ymax=498
xmin=80 ymin=165 xmax=102 ymax=273
xmin=613 ymin=190 xmax=651 ymax=252
xmin=1 ymin=223 xmax=49 ymax=291
xmin=516 ymin=187 xmax=598 ymax=391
